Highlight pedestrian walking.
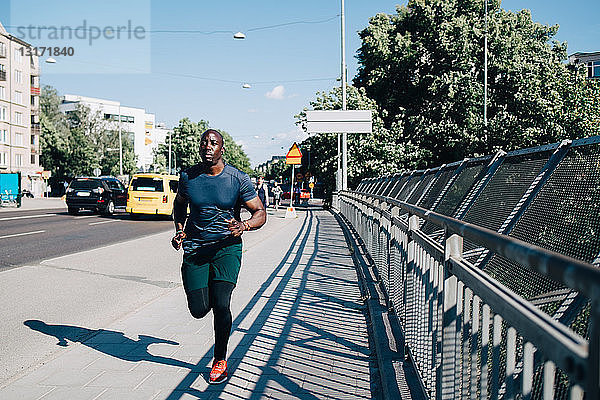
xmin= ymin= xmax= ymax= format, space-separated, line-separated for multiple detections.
xmin=272 ymin=182 xmax=282 ymax=209
xmin=171 ymin=129 xmax=266 ymax=385
xmin=255 ymin=176 xmax=269 ymax=208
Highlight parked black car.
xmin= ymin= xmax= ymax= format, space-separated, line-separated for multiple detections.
xmin=65 ymin=177 xmax=127 ymax=215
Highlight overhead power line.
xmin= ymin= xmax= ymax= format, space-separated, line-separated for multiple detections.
xmin=60 ymin=59 xmax=336 ymax=86
xmin=146 ymin=15 xmax=340 ymax=35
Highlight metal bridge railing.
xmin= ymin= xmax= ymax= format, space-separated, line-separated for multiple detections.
xmin=338 ymin=136 xmax=600 ymax=400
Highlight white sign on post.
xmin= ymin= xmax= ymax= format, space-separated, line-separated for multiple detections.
xmin=305 ymin=110 xmax=372 ymax=133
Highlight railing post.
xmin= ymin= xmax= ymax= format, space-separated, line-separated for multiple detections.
xmin=332 ymin=192 xmax=340 ymax=211
xmin=388 ymin=205 xmax=400 ymax=311
xmin=371 ymin=198 xmax=380 ymax=263
xmin=587 ymin=303 xmax=600 ymax=399
xmin=405 ymin=214 xmax=420 ymax=358
xmin=436 ymin=233 xmax=463 ymax=400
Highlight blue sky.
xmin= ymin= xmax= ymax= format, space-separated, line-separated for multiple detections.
xmin=1 ymin=1 xmax=598 ymax=166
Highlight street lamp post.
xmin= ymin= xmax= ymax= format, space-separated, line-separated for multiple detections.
xmin=118 ymin=104 xmax=123 ymax=176
xmin=340 ymin=0 xmax=348 ymax=191
xmin=168 ymin=130 xmax=172 ymax=174
xmin=484 ymin=0 xmax=488 ymax=143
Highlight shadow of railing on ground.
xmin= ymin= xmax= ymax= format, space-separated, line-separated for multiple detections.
xmin=24 ymin=210 xmax=376 ymax=399
xmin=166 ymin=210 xmax=377 ymax=399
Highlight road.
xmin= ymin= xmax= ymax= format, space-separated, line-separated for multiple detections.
xmin=0 ymin=209 xmax=173 ymax=271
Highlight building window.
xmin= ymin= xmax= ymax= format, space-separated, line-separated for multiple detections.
xmin=0 ymin=86 xmax=5 ymax=100
xmin=0 ymin=152 xmax=7 ymax=166
xmin=31 ymin=134 xmax=35 ymax=145
xmin=15 ymin=70 xmax=22 ymax=84
xmin=13 ymin=48 xmax=21 ymax=63
xmin=0 ymin=129 xmax=7 ymax=143
xmin=14 ymin=90 xmax=22 ymax=104
xmin=587 ymin=61 xmax=600 ymax=78
xmin=31 ymin=154 xmax=36 ymax=165
xmin=15 ymin=154 xmax=23 ymax=167
xmin=0 ymin=106 xmax=6 ymax=121
xmin=0 ymin=42 xmax=6 ymax=58
xmin=15 ymin=132 xmax=23 ymax=145
xmin=14 ymin=112 xmax=22 ymax=125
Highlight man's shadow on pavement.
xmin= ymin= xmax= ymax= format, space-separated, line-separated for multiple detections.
xmin=24 ymin=319 xmax=195 ymax=370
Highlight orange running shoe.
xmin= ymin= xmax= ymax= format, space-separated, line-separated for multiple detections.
xmin=209 ymin=359 xmax=228 ymax=384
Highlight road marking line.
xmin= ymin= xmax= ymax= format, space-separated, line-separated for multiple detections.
xmin=0 ymin=213 xmax=58 ymax=222
xmin=89 ymin=220 xmax=119 ymax=226
xmin=0 ymin=230 xmax=46 ymax=240
xmin=74 ymin=215 xmax=97 ymax=219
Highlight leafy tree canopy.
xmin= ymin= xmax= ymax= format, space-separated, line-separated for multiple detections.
xmin=353 ymin=0 xmax=600 ymax=166
xmin=40 ymin=85 xmax=137 ymax=188
xmin=297 ymin=0 xmax=600 ymax=196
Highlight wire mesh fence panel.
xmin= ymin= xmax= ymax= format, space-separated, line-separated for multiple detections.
xmin=421 ymin=161 xmax=488 ymax=236
xmin=460 ymin=151 xmax=553 ymax=258
xmin=507 ymin=144 xmax=600 ymax=265
xmin=389 ymin=175 xmax=410 ymax=199
xmin=418 ymin=165 xmax=460 ymax=210
xmin=381 ymin=175 xmax=399 ymax=197
xmin=407 ymin=170 xmax=439 ymax=205
xmin=397 ymin=172 xmax=425 ymax=202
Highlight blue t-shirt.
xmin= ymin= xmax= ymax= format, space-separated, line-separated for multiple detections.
xmin=178 ymin=164 xmax=257 ymax=248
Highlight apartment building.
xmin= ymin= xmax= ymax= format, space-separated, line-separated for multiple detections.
xmin=0 ymin=22 xmax=43 ymax=196
xmin=59 ymin=95 xmax=171 ymax=172
xmin=569 ymin=51 xmax=600 ymax=79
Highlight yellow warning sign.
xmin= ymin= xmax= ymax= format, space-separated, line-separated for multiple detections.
xmin=286 ymin=142 xmax=302 ymax=165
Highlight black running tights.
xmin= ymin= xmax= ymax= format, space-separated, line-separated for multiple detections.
xmin=185 ymin=281 xmax=235 ymax=360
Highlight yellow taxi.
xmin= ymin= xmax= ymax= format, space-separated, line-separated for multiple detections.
xmin=126 ymin=173 xmax=179 ymax=218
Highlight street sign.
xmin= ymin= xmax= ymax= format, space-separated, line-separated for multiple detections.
xmin=309 ymin=182 xmax=315 ymax=189
xmin=93 ymin=168 xmax=101 ymax=177
xmin=305 ymin=110 xmax=372 ymax=133
xmin=285 ymin=142 xmax=302 ymax=165
xmin=41 ymin=170 xmax=51 ymax=179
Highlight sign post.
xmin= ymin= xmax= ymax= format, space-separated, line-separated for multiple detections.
xmin=285 ymin=143 xmax=302 ymax=218
xmin=304 ymin=110 xmax=372 ymax=191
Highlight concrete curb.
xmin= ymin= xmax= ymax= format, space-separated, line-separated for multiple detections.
xmin=333 ymin=210 xmax=426 ymax=400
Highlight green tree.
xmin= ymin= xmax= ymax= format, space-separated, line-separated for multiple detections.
xmin=353 ymin=0 xmax=600 ymax=167
xmin=40 ymin=85 xmax=70 ymax=182
xmin=99 ymin=130 xmax=137 ymax=176
xmin=155 ymin=118 xmax=252 ymax=174
xmin=264 ymin=159 xmax=291 ymax=182
xmin=40 ymin=85 xmax=139 ymax=188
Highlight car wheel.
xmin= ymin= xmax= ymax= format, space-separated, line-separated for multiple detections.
xmin=68 ymin=207 xmax=79 ymax=215
xmin=103 ymin=200 xmax=114 ymax=216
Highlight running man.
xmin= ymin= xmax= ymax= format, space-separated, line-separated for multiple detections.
xmin=171 ymin=129 xmax=266 ymax=384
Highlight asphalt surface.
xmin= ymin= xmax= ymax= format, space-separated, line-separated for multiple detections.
xmin=0 ymin=209 xmax=173 ymax=271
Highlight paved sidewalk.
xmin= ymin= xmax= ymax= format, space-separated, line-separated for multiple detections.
xmin=0 ymin=209 xmax=382 ymax=399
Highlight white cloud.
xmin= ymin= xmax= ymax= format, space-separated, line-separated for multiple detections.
xmin=265 ymin=85 xmax=285 ymax=100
